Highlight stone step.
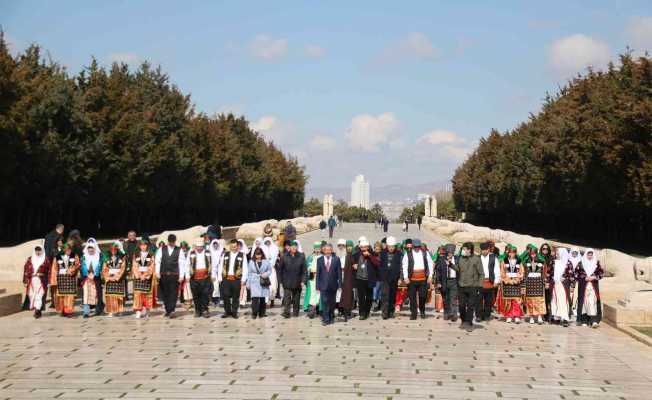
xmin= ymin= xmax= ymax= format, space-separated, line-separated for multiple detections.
xmin=0 ymin=292 xmax=23 ymax=317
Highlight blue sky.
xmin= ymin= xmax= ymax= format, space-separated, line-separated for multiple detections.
xmin=3 ymin=1 xmax=652 ymax=190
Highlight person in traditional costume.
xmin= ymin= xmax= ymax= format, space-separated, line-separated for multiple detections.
xmin=80 ymin=239 xmax=105 ymax=318
xmin=316 ymin=243 xmax=342 ymax=325
xmin=451 ymin=242 xmax=482 ymax=331
xmin=436 ymin=244 xmax=459 ymax=322
xmin=217 ymin=239 xmax=248 ymax=318
xmin=67 ymin=229 xmax=84 ymax=259
xmin=250 ymin=238 xmax=263 ymax=259
xmin=379 ymin=236 xmax=402 ymax=319
xmin=567 ymin=247 xmax=582 ymax=317
xmin=548 ymin=247 xmax=573 ymax=327
xmin=50 ymin=243 xmax=79 ymax=317
xmin=102 ymin=242 xmax=127 ymax=317
xmin=132 ymin=239 xmax=156 ymax=318
xmin=278 ymin=241 xmax=306 ymax=318
xmin=476 ymin=242 xmax=501 ymax=322
xmin=523 ymin=246 xmax=546 ymax=324
xmin=394 ymin=239 xmax=411 ymax=313
xmin=431 ymin=246 xmax=447 ymax=314
xmin=352 ymin=238 xmax=380 ymax=320
xmin=247 ymin=247 xmax=271 ymax=319
xmin=185 ymin=239 xmax=212 ymax=318
xmin=209 ymin=239 xmax=224 ymax=307
xmin=537 ymin=243 xmax=553 ymax=321
xmin=23 ymin=245 xmax=50 ymax=318
xmin=338 ymin=240 xmax=355 ymax=321
xmin=575 ymin=248 xmax=603 ymax=328
xmin=499 ymin=245 xmax=524 ymax=323
xmin=261 ymin=237 xmax=280 ymax=306
xmin=303 ymin=242 xmax=322 ymax=318
xmin=371 ymin=241 xmax=384 ymax=312
xmin=177 ymin=241 xmax=193 ymax=310
xmin=262 ymin=223 xmax=274 ymax=239
xmin=155 ymin=234 xmax=185 ymax=318
xmin=401 ymin=238 xmax=434 ymax=320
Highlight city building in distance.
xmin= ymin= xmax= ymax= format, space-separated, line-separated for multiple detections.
xmin=350 ymin=174 xmax=370 ymax=209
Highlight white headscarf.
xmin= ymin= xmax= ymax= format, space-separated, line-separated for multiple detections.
xmin=568 ymin=247 xmax=582 ymax=268
xmin=31 ymin=246 xmax=46 ymax=270
xmin=262 ymin=237 xmax=279 ymax=265
xmin=237 ymin=239 xmax=249 ymax=255
xmin=208 ymin=239 xmax=223 ymax=268
xmin=294 ymin=239 xmax=303 ymax=254
xmin=582 ymin=248 xmax=598 ymax=277
xmin=553 ymin=247 xmax=569 ymax=282
xmin=84 ymin=238 xmax=101 ymax=268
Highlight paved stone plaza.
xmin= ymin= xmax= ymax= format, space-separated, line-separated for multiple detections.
xmin=1 ymin=224 xmax=651 ymax=399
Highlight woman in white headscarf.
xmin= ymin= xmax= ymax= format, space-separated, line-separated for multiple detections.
xmin=22 ymin=245 xmax=50 ymax=318
xmin=237 ymin=239 xmax=249 ymax=258
xmin=575 ymin=248 xmax=604 ymax=328
xmin=250 ymin=238 xmax=263 ymax=259
xmin=567 ymin=247 xmax=582 ymax=315
xmin=262 ymin=237 xmax=280 ymax=305
xmin=549 ymin=247 xmax=574 ymax=327
xmin=80 ymin=238 xmax=106 ymax=317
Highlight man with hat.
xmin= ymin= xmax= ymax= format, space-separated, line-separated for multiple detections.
xmin=451 ymin=242 xmax=483 ymax=331
xmin=436 ymin=244 xmax=459 ymax=321
xmin=217 ymin=239 xmax=248 ymax=318
xmin=278 ymin=240 xmax=306 ymax=318
xmin=186 ymin=238 xmax=213 ymax=318
xmin=352 ymin=237 xmax=379 ymax=320
xmin=477 ymin=241 xmax=501 ymax=322
xmin=337 ymin=239 xmax=356 ymax=321
xmin=155 ymin=234 xmax=185 ymax=318
xmin=401 ymin=238 xmax=434 ymax=319
xmin=379 ymin=236 xmax=402 ymax=319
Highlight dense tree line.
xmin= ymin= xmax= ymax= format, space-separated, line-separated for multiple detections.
xmin=452 ymin=53 xmax=652 ymax=250
xmin=0 ymin=34 xmax=306 ymax=243
xmin=300 ymin=198 xmax=384 ymax=223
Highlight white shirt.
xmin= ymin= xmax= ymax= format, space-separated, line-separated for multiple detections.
xmin=446 ymin=257 xmax=457 ymax=279
xmin=480 ymin=254 xmax=501 ymax=284
xmin=216 ymin=251 xmax=248 ymax=283
xmin=401 ymin=250 xmax=434 ymax=280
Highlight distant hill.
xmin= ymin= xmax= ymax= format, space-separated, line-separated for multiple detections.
xmin=306 ymin=180 xmax=451 ymax=203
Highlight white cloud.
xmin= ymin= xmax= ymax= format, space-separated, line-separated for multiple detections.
xmin=345 ymin=112 xmax=400 ymax=152
xmin=249 ymin=34 xmax=288 ymax=61
xmin=547 ymin=34 xmax=611 ymax=76
xmin=378 ymin=32 xmax=439 ymax=64
xmin=625 ymin=17 xmax=652 ymax=52
xmin=108 ymin=52 xmax=141 ymax=65
xmin=417 ymin=129 xmax=473 ymax=161
xmin=309 ymin=134 xmax=337 ymax=150
xmin=251 ymin=115 xmax=295 ymax=145
xmin=305 ymin=45 xmax=325 ymax=58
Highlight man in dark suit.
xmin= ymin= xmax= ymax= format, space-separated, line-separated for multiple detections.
xmin=316 ymin=243 xmax=342 ymax=325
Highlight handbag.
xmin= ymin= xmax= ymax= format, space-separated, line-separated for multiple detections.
xmin=257 ymin=262 xmax=271 ymax=287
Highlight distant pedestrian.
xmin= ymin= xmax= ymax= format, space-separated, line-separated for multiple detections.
xmin=319 ymin=219 xmax=327 ymax=238
xmin=284 ymin=221 xmax=297 ymax=241
xmin=328 ymin=216 xmax=337 ymax=239
xmin=403 ymin=219 xmax=409 ymax=232
xmin=417 ymin=215 xmax=422 ymax=231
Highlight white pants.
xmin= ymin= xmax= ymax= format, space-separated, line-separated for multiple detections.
xmin=28 ymin=276 xmax=44 ymax=310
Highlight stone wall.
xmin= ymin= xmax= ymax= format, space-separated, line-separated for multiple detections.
xmin=422 ymin=217 xmax=652 ymax=304
xmin=235 ymin=216 xmax=324 ymax=240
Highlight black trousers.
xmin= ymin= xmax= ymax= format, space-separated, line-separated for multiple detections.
xmin=321 ymin=290 xmax=337 ymax=323
xmin=408 ymin=280 xmax=427 ymax=317
xmin=282 ymin=287 xmax=302 ymax=316
xmin=544 ymin=287 xmax=552 ymax=320
xmin=251 ymin=297 xmax=266 ymax=317
xmin=190 ymin=278 xmax=211 ymax=314
xmin=221 ymin=279 xmax=241 ymax=316
xmin=442 ymin=279 xmax=459 ymax=318
xmin=328 ymin=227 xmax=334 ymax=238
xmin=355 ymin=279 xmax=373 ymax=317
xmin=476 ymin=287 xmax=495 ymax=320
xmin=459 ymin=286 xmax=478 ymax=324
xmin=381 ymin=279 xmax=398 ymax=318
xmin=159 ymin=275 xmax=179 ymax=314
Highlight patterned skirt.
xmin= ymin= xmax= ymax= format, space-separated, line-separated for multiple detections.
xmin=57 ymin=274 xmax=78 ymax=295
xmin=525 ymin=275 xmax=546 ymax=315
xmin=502 ymin=282 xmax=522 ymax=299
xmin=105 ymin=280 xmax=125 ymax=296
xmin=134 ymin=278 xmax=153 ymax=293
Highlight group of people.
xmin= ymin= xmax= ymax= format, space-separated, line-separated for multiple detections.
xmin=23 ymin=224 xmax=603 ymax=330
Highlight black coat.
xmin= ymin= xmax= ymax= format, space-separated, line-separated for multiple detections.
xmin=379 ymin=250 xmax=402 ymax=283
xmin=44 ymin=230 xmax=62 ymax=259
xmin=351 ymin=249 xmax=380 ymax=287
xmin=278 ymin=252 xmax=306 ymax=289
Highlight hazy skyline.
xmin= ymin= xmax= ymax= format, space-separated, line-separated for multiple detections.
xmin=3 ymin=1 xmax=651 ymax=188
